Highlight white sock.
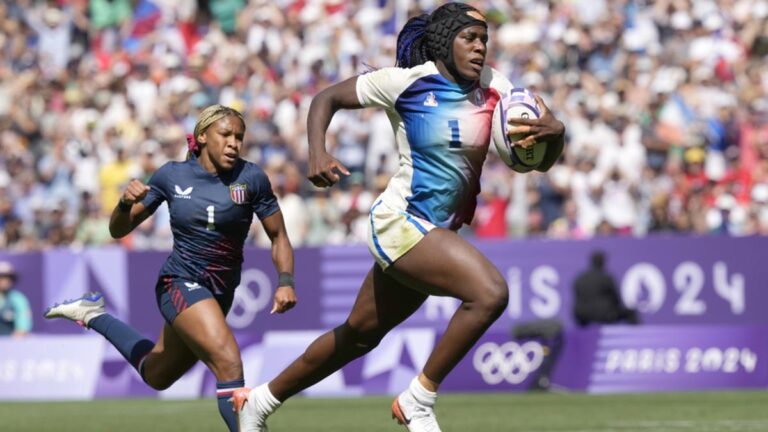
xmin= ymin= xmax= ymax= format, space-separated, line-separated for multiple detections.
xmin=408 ymin=377 xmax=437 ymax=407
xmin=254 ymin=383 xmax=282 ymax=415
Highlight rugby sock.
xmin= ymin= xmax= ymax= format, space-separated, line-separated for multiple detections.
xmin=88 ymin=314 xmax=155 ymax=374
xmin=409 ymin=377 xmax=437 ymax=406
xmin=216 ymin=379 xmax=245 ymax=432
xmin=242 ymin=383 xmax=283 ymax=417
xmin=253 ymin=383 xmax=282 ymax=414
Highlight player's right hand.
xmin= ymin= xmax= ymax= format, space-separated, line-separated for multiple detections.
xmin=308 ymin=151 xmax=350 ymax=188
xmin=121 ymin=179 xmax=150 ymax=205
xmin=507 ymin=95 xmax=564 ymax=149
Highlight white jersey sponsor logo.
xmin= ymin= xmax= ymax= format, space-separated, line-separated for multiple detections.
xmin=174 ymin=185 xmax=193 ymax=199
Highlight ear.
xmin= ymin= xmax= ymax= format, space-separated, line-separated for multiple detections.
xmin=197 ymin=132 xmax=207 ymax=144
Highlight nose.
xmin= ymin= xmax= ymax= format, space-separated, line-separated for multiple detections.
xmin=474 ymin=39 xmax=486 ymax=53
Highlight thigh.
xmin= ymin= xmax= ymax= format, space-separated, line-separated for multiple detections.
xmin=389 ymin=228 xmax=505 ymax=301
xmin=170 ymin=298 xmax=241 ymax=365
xmin=146 ymin=323 xmax=200 ymax=382
xmin=346 ymin=265 xmax=428 ymax=334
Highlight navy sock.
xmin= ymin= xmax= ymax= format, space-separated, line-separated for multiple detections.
xmin=216 ymin=379 xmax=245 ymax=432
xmin=88 ymin=314 xmax=154 ymax=376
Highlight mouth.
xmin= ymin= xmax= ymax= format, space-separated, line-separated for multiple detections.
xmin=469 ymin=58 xmax=484 ymax=73
xmin=222 ymin=153 xmax=238 ymax=164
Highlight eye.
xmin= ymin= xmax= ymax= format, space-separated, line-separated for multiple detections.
xmin=463 ymin=33 xmax=488 ymax=45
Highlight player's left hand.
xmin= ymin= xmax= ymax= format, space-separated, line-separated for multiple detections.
xmin=270 ymin=286 xmax=297 ymax=314
xmin=507 ymin=95 xmax=565 ymax=149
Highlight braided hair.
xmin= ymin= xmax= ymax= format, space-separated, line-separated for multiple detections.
xmin=396 ymin=14 xmax=431 ymax=67
xmin=396 ymin=2 xmax=487 ymax=70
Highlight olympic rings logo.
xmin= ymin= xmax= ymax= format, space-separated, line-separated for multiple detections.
xmin=227 ymin=268 xmax=272 ymax=329
xmin=472 ymin=341 xmax=545 ymax=385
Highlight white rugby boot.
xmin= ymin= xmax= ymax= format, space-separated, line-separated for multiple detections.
xmin=391 ymin=378 xmax=442 ymax=432
xmin=44 ymin=291 xmax=105 ymax=328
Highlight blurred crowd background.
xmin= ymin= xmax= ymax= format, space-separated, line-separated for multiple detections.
xmin=0 ymin=0 xmax=767 ymax=251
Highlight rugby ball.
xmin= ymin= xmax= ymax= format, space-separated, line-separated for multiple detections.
xmin=491 ymin=88 xmax=547 ymax=173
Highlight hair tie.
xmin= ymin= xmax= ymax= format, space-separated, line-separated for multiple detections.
xmin=186 ymin=133 xmax=199 ymax=154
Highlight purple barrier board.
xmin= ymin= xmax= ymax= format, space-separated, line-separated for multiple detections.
xmin=1 ymin=236 xmax=767 ymax=399
xmin=551 ymin=325 xmax=768 ymax=393
xmin=441 ymin=330 xmax=547 ymax=392
xmin=319 ymin=236 xmax=768 ymax=329
xmin=0 ymin=335 xmax=105 ymax=400
xmin=3 ymin=325 xmax=764 ymax=401
xmin=4 ymin=236 xmax=766 ymax=334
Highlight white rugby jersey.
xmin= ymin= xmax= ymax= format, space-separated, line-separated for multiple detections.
xmin=356 ymin=61 xmax=513 ymax=230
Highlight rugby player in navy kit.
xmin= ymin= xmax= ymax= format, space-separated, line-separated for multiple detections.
xmin=45 ymin=105 xmax=297 ymax=431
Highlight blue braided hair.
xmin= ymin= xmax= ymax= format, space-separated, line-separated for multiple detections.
xmin=396 ymin=14 xmax=431 ymax=68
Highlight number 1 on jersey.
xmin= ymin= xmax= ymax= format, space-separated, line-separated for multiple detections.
xmin=448 ymin=120 xmax=461 ymax=148
xmin=206 ymin=205 xmax=215 ymax=231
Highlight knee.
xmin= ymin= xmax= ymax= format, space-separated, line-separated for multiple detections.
xmin=208 ymin=345 xmax=243 ymax=379
xmin=337 ymin=321 xmax=385 ymax=354
xmin=148 ymin=379 xmax=173 ymax=391
xmin=474 ymin=276 xmax=509 ymax=319
xmin=144 ymin=370 xmax=177 ymax=391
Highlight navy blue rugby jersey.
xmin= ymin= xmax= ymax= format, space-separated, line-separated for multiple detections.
xmin=140 ymin=157 xmax=279 ymax=292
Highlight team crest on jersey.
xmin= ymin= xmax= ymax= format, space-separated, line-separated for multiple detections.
xmin=423 ymin=92 xmax=439 ymax=107
xmin=229 ymin=183 xmax=248 ymax=204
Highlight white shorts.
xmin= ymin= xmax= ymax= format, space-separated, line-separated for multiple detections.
xmin=366 ymin=199 xmax=436 ymax=270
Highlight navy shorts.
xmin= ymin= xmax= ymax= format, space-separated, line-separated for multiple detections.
xmin=155 ymin=276 xmax=234 ymax=324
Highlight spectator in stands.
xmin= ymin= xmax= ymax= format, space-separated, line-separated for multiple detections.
xmin=0 ymin=261 xmax=32 ymax=337
xmin=0 ymin=0 xmax=766 ymax=249
xmin=573 ymin=250 xmax=640 ymax=327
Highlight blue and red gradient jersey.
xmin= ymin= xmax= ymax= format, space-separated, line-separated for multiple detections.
xmin=140 ymin=157 xmax=279 ymax=293
xmin=355 ymin=62 xmax=512 ymax=230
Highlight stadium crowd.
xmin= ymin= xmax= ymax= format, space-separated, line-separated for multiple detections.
xmin=0 ymin=0 xmax=766 ymax=251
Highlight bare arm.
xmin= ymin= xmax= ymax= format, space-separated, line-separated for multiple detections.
xmin=306 ymin=77 xmax=363 ymax=188
xmin=260 ymin=210 xmax=297 ymax=314
xmin=109 ymin=179 xmax=152 ymax=238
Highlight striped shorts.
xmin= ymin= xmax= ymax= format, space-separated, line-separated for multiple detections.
xmin=366 ymin=200 xmax=436 ymax=270
xmin=155 ymin=276 xmax=234 ymax=324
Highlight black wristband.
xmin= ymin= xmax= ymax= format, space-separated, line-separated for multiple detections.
xmin=117 ymin=199 xmax=133 ymax=213
xmin=278 ymin=272 xmax=294 ymax=288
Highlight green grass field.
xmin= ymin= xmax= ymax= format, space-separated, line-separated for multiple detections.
xmin=2 ymin=391 xmax=768 ymax=432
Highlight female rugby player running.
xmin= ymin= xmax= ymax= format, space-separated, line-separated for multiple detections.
xmin=45 ymin=105 xmax=298 ymax=432
xmin=237 ymin=3 xmax=565 ymax=432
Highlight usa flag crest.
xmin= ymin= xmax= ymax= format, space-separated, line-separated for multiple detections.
xmin=229 ymin=183 xmax=248 ymax=204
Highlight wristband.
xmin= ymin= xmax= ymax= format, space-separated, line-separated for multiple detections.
xmin=117 ymin=199 xmax=133 ymax=213
xmin=278 ymin=272 xmax=294 ymax=288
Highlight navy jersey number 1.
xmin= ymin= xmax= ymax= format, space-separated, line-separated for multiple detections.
xmin=448 ymin=120 xmax=461 ymax=148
